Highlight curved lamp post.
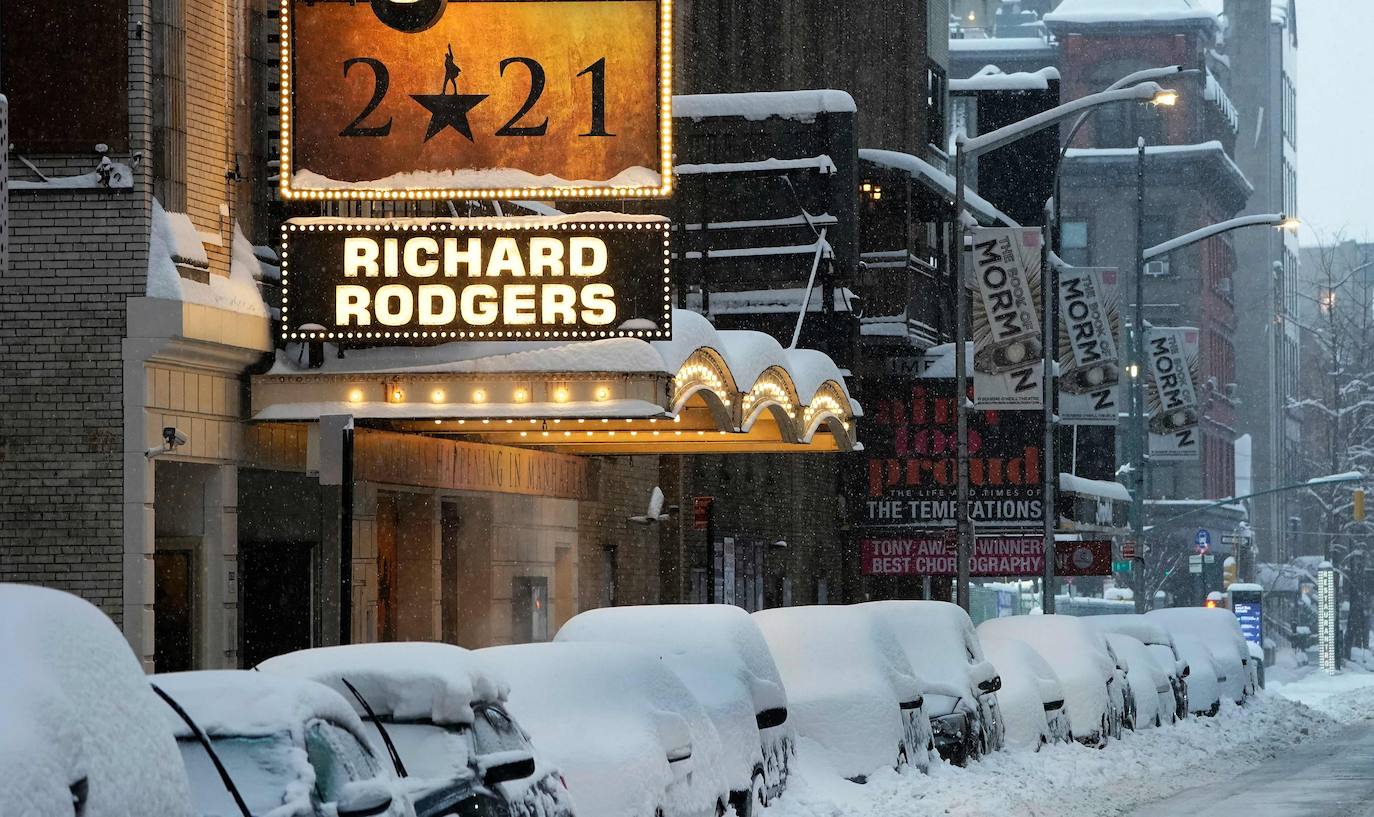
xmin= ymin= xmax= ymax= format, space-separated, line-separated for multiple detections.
xmin=1128 ymin=210 xmax=1300 ymax=611
xmin=950 ymin=80 xmax=1177 ymax=611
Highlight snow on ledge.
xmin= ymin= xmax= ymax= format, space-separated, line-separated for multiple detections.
xmin=951 ymin=66 xmax=1060 ymax=92
xmin=146 ymin=200 xmax=269 ymax=318
xmin=290 ymin=165 xmax=662 ymax=192
xmin=673 ymin=90 xmax=856 ymax=122
xmin=1059 ymin=472 xmax=1132 ymax=503
xmin=1045 ymin=0 xmax=1217 ymax=26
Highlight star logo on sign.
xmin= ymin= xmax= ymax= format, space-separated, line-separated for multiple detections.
xmin=410 ymin=92 xmax=488 ymax=142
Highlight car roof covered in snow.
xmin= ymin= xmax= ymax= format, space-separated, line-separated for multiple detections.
xmin=1105 ymin=633 xmax=1169 ymax=690
xmin=478 ymin=642 xmax=728 ymax=817
xmin=856 ymin=600 xmax=986 ymax=699
xmin=0 ymin=584 xmax=194 ymax=817
xmin=980 ymin=635 xmax=1064 ymax=704
xmin=153 ymin=670 xmax=366 ymax=741
xmin=978 ymin=615 xmax=1115 ymax=733
xmin=257 ymin=642 xmax=509 ymax=726
xmin=554 ymin=604 xmax=787 ymax=714
xmin=1147 ymin=607 xmax=1247 ymax=659
xmin=753 ymin=605 xmax=924 ymax=702
xmin=1086 ymin=614 xmax=1174 ymax=648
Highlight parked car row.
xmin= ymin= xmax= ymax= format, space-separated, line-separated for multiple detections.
xmin=1 ymin=585 xmax=1261 ymax=817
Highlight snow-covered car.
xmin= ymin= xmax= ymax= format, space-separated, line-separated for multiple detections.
xmin=258 ymin=642 xmax=573 ymax=817
xmin=555 ymin=604 xmax=792 ymax=815
xmin=1102 ymin=639 xmax=1133 ymax=733
xmin=752 ymin=605 xmax=933 ymax=782
xmin=1148 ymin=607 xmax=1251 ymax=704
xmin=0 ymin=584 xmax=194 ymax=817
xmin=1172 ymin=634 xmax=1222 ymax=716
xmin=1104 ymin=634 xmax=1168 ymax=729
xmin=977 ymin=614 xmax=1119 ymax=746
xmin=478 ymin=642 xmax=730 ymax=817
xmin=978 ymin=636 xmax=1071 ymax=749
xmin=857 ymin=600 xmax=1004 ymax=764
xmin=153 ymin=670 xmax=413 ymax=817
xmin=1088 ymin=615 xmax=1187 ymax=723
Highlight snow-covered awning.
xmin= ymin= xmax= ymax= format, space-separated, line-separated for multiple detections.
xmin=1059 ymin=473 xmax=1132 ymax=503
xmin=251 ymin=310 xmax=861 ymax=453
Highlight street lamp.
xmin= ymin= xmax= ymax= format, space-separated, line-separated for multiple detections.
xmin=950 ymin=80 xmax=1175 ymax=612
xmin=1128 ymin=198 xmax=1300 ymax=612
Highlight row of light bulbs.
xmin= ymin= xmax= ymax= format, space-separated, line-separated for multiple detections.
xmin=347 ymin=384 xmax=613 ymax=404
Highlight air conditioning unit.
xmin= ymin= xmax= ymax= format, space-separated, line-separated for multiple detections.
xmin=1144 ymin=258 xmax=1171 ymax=277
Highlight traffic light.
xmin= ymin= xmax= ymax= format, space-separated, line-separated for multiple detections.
xmin=1355 ymin=488 xmax=1366 ymax=522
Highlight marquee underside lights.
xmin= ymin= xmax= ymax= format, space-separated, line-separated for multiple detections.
xmin=251 ymin=354 xmax=859 ymax=453
xmin=280 ymin=216 xmax=672 ymax=343
xmin=279 ymin=0 xmax=673 ymax=200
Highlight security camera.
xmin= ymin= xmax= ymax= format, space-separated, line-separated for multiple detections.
xmin=147 ymin=427 xmax=188 ymax=459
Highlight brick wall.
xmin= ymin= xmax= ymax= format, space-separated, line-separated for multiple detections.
xmin=577 ymin=456 xmax=663 ymax=610
xmin=0 ymin=0 xmax=154 ymax=624
xmin=660 ymin=452 xmax=849 ymax=606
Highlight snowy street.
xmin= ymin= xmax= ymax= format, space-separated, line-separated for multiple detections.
xmin=765 ymin=670 xmax=1374 ymax=817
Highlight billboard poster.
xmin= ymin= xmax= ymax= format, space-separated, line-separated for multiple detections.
xmin=968 ymin=227 xmax=1045 ymax=410
xmin=281 ymin=0 xmax=672 ymax=200
xmin=1146 ymin=326 xmax=1201 ymax=461
xmin=1057 ymin=267 xmax=1122 ymax=425
xmin=858 ymin=536 xmax=1111 ymax=577
xmin=856 ymin=377 xmax=1045 ymax=530
xmin=279 ymin=215 xmax=671 ymax=343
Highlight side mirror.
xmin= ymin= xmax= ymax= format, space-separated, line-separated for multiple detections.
xmin=978 ymin=675 xmax=1002 ymax=694
xmin=481 ymin=753 xmax=536 ymax=786
xmin=1180 ymin=664 xmax=1191 ymax=679
xmin=336 ymin=780 xmax=394 ymax=817
xmin=756 ymin=707 xmax=788 ymax=730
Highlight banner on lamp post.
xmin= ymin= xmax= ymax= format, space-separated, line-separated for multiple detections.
xmin=1057 ymin=267 xmax=1122 ymax=425
xmin=968 ymin=227 xmax=1044 ymax=410
xmin=1146 ymin=326 xmax=1201 ymax=461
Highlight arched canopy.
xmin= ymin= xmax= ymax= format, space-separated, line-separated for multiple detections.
xmin=251 ymin=310 xmax=861 ymax=453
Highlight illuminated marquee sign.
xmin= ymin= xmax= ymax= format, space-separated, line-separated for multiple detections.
xmin=280 ymin=0 xmax=672 ymax=200
xmin=280 ymin=216 xmax=671 ymax=342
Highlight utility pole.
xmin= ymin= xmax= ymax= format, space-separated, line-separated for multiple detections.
xmin=954 ymin=137 xmax=972 ymax=611
xmin=1131 ymin=138 xmax=1148 ymax=614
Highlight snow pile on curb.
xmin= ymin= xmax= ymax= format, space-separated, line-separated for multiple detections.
xmin=1271 ymin=667 xmax=1374 ymax=723
xmin=767 ymin=691 xmax=1342 ymax=817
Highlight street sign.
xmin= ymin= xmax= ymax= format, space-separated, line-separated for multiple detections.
xmin=692 ymin=496 xmax=713 ymax=531
xmin=1221 ymin=533 xmax=1243 ymax=545
xmin=1195 ymin=528 xmax=1212 ymax=552
xmin=1113 ymin=560 xmax=1133 ymax=573
xmin=1204 ymin=554 xmax=1216 ymax=564
xmin=1188 ymin=553 xmax=1203 ymax=574
xmin=1121 ymin=541 xmax=1137 ymax=560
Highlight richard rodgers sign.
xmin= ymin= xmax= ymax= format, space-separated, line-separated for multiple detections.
xmin=280 ymin=215 xmax=671 ymax=343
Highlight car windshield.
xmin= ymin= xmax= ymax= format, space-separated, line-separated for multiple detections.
xmin=368 ymin=721 xmax=477 ymax=783
xmin=178 ymin=733 xmax=299 ymax=817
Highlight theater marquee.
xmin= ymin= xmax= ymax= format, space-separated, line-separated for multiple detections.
xmin=280 ymin=0 xmax=672 ymax=200
xmin=280 ymin=215 xmax=671 ymax=342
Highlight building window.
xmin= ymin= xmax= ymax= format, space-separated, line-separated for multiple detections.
xmin=1282 ymin=73 xmax=1296 ymax=148
xmin=1282 ymin=159 xmax=1297 ymax=216
xmin=152 ymin=0 xmax=187 ymax=211
xmin=1061 ymin=219 xmax=1090 ymax=266
xmin=927 ymin=61 xmax=948 ymax=151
